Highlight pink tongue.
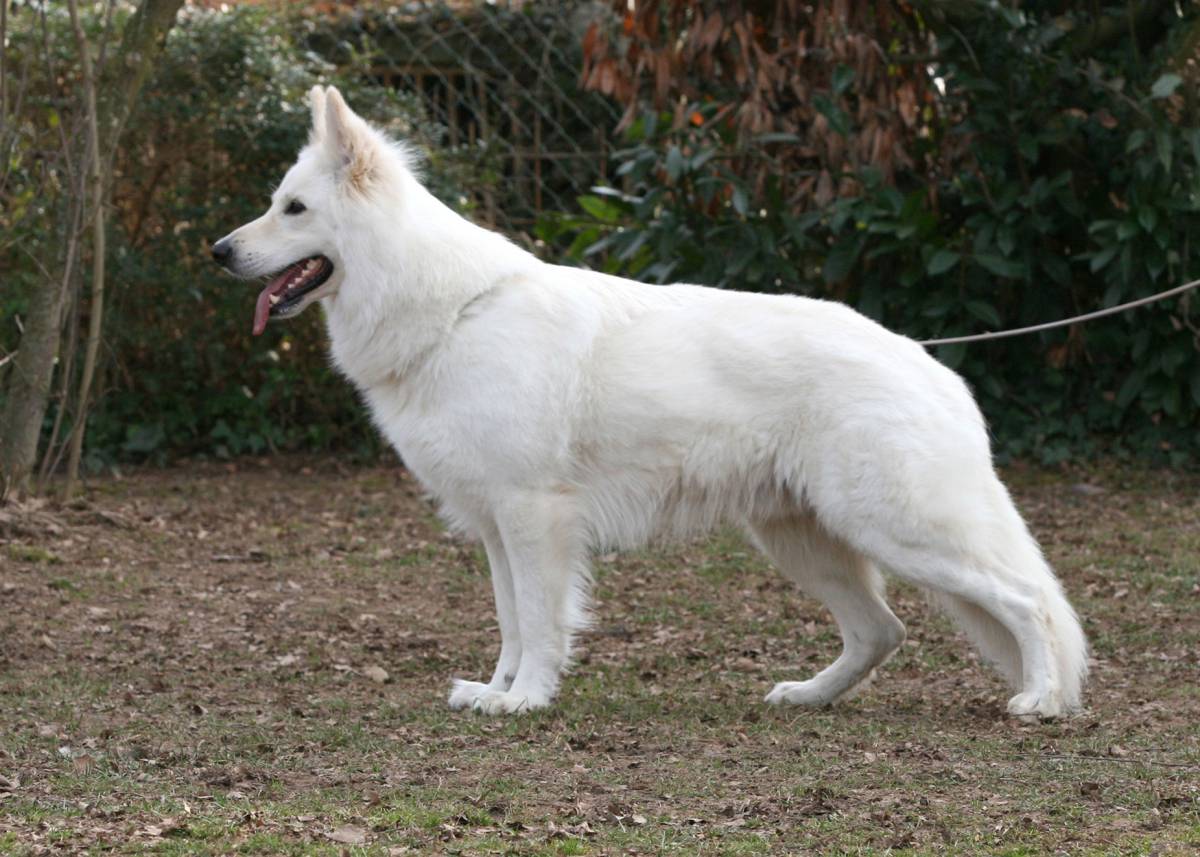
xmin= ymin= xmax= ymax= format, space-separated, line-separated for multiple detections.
xmin=252 ymin=271 xmax=292 ymax=336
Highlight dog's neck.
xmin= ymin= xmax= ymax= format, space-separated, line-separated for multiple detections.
xmin=321 ymin=179 xmax=538 ymax=391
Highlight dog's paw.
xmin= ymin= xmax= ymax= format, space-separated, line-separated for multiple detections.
xmin=448 ymin=679 xmax=488 ymax=710
xmin=764 ymin=680 xmax=836 ymax=708
xmin=471 ymin=689 xmax=548 ymax=716
xmin=1006 ymin=690 xmax=1065 ymax=722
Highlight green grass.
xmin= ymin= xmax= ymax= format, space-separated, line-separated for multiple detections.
xmin=0 ymin=460 xmax=1197 ymax=854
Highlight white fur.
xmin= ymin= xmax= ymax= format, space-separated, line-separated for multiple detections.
xmin=216 ymin=87 xmax=1088 ymax=719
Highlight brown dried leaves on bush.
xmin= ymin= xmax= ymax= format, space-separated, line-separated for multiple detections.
xmin=580 ymin=0 xmax=936 ymax=206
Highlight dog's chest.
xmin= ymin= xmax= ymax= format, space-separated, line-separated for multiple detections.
xmin=363 ymin=382 xmax=481 ymax=483
xmin=358 ymin=365 xmax=560 ymax=519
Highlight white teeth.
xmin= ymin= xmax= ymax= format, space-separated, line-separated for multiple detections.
xmin=269 ymin=294 xmax=280 ymax=305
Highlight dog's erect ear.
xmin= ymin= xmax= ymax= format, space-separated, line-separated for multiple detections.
xmin=323 ymin=86 xmax=378 ymax=193
xmin=309 ymin=85 xmax=327 ymax=143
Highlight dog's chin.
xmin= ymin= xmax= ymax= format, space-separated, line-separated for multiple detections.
xmin=252 ymin=255 xmax=336 ymax=336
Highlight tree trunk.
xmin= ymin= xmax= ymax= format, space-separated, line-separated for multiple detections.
xmin=0 ymin=0 xmax=184 ymax=501
xmin=0 ymin=226 xmax=80 ymax=500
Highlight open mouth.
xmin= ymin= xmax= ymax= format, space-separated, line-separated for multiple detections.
xmin=253 ymin=255 xmax=335 ymax=336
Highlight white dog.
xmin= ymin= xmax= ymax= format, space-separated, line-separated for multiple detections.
xmin=213 ymin=86 xmax=1087 ymax=719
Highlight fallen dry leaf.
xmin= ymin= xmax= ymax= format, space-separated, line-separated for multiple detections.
xmin=327 ymin=824 xmax=368 ymax=845
xmin=142 ymin=817 xmax=186 ymax=838
xmin=362 ymin=665 xmax=389 ymax=684
xmin=72 ymin=753 xmax=96 ymax=774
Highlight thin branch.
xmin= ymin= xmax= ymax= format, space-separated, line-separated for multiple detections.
xmin=96 ymin=0 xmax=120 ymax=73
xmin=38 ymin=311 xmax=78 ymax=491
xmin=0 ymin=30 xmax=36 ymax=196
xmin=40 ymin=191 xmax=88 ymax=488
xmin=18 ymin=244 xmax=54 ymax=282
xmin=0 ymin=0 xmax=8 ymax=128
xmin=37 ymin=202 xmax=85 ymax=491
xmin=63 ymin=0 xmax=109 ymax=501
xmin=36 ymin=4 xmax=73 ymax=184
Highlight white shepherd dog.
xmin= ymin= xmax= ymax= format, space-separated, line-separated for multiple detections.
xmin=213 ymin=86 xmax=1087 ymax=720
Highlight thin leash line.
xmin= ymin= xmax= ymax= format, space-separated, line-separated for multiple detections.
xmin=918 ymin=277 xmax=1200 ymax=347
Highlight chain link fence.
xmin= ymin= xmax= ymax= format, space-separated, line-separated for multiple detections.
xmin=308 ymin=0 xmax=620 ymax=244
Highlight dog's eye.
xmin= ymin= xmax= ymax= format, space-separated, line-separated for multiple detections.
xmin=284 ymin=200 xmax=306 ymax=215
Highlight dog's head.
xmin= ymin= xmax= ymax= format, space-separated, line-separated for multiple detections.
xmin=212 ymin=86 xmax=399 ymax=335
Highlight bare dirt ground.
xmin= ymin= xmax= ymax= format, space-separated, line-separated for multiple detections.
xmin=1 ymin=458 xmax=1198 ymax=855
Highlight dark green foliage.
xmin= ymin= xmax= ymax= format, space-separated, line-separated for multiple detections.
xmin=1 ymin=5 xmax=478 ymax=466
xmin=92 ymin=6 xmax=414 ymax=463
xmin=543 ymin=4 xmax=1200 ymax=464
xmin=6 ymin=3 xmax=1198 ymax=467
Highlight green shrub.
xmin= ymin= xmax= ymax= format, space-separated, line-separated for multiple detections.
xmin=2 ymin=5 xmax=483 ymax=465
xmin=542 ymin=4 xmax=1200 ymax=464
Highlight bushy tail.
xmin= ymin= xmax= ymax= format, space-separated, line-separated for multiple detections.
xmin=938 ymin=534 xmax=1088 ymax=711
xmin=1033 ymin=565 xmax=1089 ymax=711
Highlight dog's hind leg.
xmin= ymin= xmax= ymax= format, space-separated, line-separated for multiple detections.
xmin=750 ymin=516 xmax=906 ymax=707
xmin=817 ymin=472 xmax=1087 ymax=720
xmin=448 ymin=523 xmax=523 ymax=710
xmin=470 ymin=491 xmax=590 ymax=715
xmin=845 ymin=527 xmax=1084 ymax=720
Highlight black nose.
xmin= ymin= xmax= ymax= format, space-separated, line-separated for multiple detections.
xmin=211 ymin=238 xmax=233 ymax=265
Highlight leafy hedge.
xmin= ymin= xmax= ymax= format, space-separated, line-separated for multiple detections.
xmin=544 ymin=3 xmax=1200 ymax=464
xmin=2 ymin=5 xmax=481 ymax=465
xmin=5 ymin=3 xmax=1198 ymax=468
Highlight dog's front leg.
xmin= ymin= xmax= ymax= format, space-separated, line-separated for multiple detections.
xmin=470 ymin=493 xmax=581 ymax=715
xmin=448 ymin=527 xmax=522 ymax=709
